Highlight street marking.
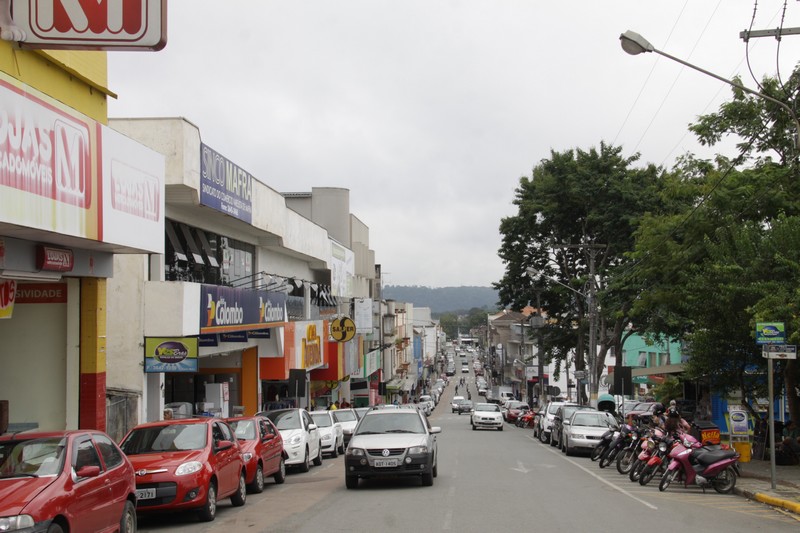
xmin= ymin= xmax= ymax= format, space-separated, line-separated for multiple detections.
xmin=442 ymin=509 xmax=453 ymax=530
xmin=531 ymin=435 xmax=658 ymax=510
xmin=511 ymin=460 xmax=531 ymax=474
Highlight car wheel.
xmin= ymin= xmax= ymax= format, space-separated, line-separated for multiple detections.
xmin=421 ymin=471 xmax=434 ymax=486
xmin=472 ymin=423 xmax=476 ymax=430
xmin=119 ymin=500 xmax=137 ymax=533
xmin=338 ymin=438 xmax=345 ymax=454
xmin=433 ymin=459 xmax=438 ymax=478
xmin=313 ymin=443 xmax=323 ymax=466
xmin=345 ymin=475 xmax=359 ymax=489
xmin=498 ymin=425 xmax=503 ymax=431
xmin=248 ymin=464 xmax=265 ymax=494
xmin=539 ymin=430 xmax=549 ymax=444
xmin=330 ymin=443 xmax=339 ymax=458
xmin=198 ymin=481 xmax=217 ymax=522
xmin=231 ymin=471 xmax=247 ymax=507
xmin=46 ymin=524 xmax=64 ymax=533
xmin=273 ymin=457 xmax=287 ymax=484
xmin=298 ymin=447 xmax=310 ymax=473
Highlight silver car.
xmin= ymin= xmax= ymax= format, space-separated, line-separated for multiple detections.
xmin=344 ymin=409 xmax=441 ymax=488
xmin=562 ymin=411 xmax=619 ymax=456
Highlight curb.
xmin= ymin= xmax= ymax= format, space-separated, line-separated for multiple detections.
xmin=735 ymin=486 xmax=800 ymax=515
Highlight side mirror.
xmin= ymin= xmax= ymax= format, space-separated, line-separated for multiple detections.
xmin=430 ymin=427 xmax=442 ymax=434
xmin=75 ymin=465 xmax=101 ymax=478
xmin=308 ymin=423 xmax=317 ymax=431
xmin=216 ymin=439 xmax=234 ymax=451
xmin=263 ymin=434 xmax=275 ymax=442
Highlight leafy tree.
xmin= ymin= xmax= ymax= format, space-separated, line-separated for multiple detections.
xmin=496 ymin=143 xmax=665 ymax=400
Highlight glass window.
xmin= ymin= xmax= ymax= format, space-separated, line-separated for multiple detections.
xmin=93 ymin=433 xmax=123 ymax=469
xmin=121 ymin=423 xmax=207 ymax=454
xmin=229 ymin=420 xmax=257 ymax=440
xmin=73 ymin=439 xmax=102 ymax=473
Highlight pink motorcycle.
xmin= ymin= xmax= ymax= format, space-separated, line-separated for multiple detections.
xmin=658 ymin=433 xmax=739 ymax=493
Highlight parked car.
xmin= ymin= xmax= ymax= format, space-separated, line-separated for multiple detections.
xmin=456 ymin=400 xmax=474 ymax=415
xmin=506 ymin=402 xmax=530 ymax=424
xmin=310 ymin=411 xmax=344 ymax=458
xmin=333 ymin=409 xmax=360 ymax=446
xmin=226 ymin=415 xmax=286 ymax=493
xmin=550 ymin=404 xmax=593 ymax=449
xmin=470 ymin=403 xmax=503 ymax=431
xmin=538 ymin=400 xmax=569 ymax=444
xmin=501 ymin=401 xmax=528 ymax=422
xmin=0 ymin=430 xmax=137 ymax=533
xmin=260 ymin=408 xmax=322 ymax=472
xmin=344 ymin=408 xmax=441 ymax=488
xmin=120 ymin=417 xmax=247 ymax=522
xmin=418 ymin=395 xmax=435 ymax=415
xmin=562 ymin=410 xmax=619 ymax=456
xmin=354 ymin=407 xmax=371 ymax=420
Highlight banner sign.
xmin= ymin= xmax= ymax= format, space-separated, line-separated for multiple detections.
xmin=728 ymin=409 xmax=750 ymax=436
xmin=0 ymin=279 xmax=16 ymax=319
xmin=284 ymin=320 xmax=324 ymax=370
xmin=756 ymin=322 xmax=785 ymax=345
xmin=144 ymin=337 xmax=198 ymax=373
xmin=200 ymin=143 xmax=253 ymax=223
xmin=220 ymin=331 xmax=247 ymax=343
xmin=762 ymin=344 xmax=797 ymax=360
xmin=354 ymin=297 xmax=372 ymax=333
xmin=248 ymin=328 xmax=271 ymax=339
xmin=200 ymin=284 xmax=286 ymax=334
xmin=199 ymin=334 xmax=218 ymax=347
xmin=14 ymin=282 xmax=67 ymax=304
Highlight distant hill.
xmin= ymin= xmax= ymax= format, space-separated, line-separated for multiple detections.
xmin=382 ymin=285 xmax=499 ymax=315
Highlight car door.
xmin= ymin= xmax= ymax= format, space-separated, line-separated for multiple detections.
xmin=303 ymin=411 xmax=319 ymax=458
xmin=259 ymin=418 xmax=281 ymax=474
xmin=67 ymin=435 xmax=113 ymax=533
xmin=91 ymin=433 xmax=129 ymax=530
xmin=212 ymin=421 xmax=240 ymax=497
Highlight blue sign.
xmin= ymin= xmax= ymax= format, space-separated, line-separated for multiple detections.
xmin=249 ymin=328 xmax=271 ymax=339
xmin=756 ymin=322 xmax=785 ymax=345
xmin=199 ymin=334 xmax=218 ymax=347
xmin=200 ymin=143 xmax=253 ymax=223
xmin=201 ymin=284 xmax=286 ymax=334
xmin=220 ymin=331 xmax=248 ymax=342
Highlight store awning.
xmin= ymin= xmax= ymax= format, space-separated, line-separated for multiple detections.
xmin=385 ymin=378 xmax=403 ymax=391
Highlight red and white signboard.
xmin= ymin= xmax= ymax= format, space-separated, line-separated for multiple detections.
xmin=0 ymin=279 xmax=15 ymax=318
xmin=8 ymin=0 xmax=167 ymax=51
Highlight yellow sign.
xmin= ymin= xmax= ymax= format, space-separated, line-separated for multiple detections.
xmin=330 ymin=317 xmax=356 ymax=342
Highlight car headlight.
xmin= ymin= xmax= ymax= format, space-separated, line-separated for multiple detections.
xmin=175 ymin=461 xmax=203 ymax=476
xmin=242 ymin=452 xmax=253 ymax=462
xmin=346 ymin=447 xmax=365 ymax=456
xmin=321 ymin=433 xmax=332 ymax=441
xmin=289 ymin=434 xmax=303 ymax=445
xmin=0 ymin=515 xmax=35 ymax=531
xmin=571 ymin=434 xmax=584 ymax=439
xmin=408 ymin=446 xmax=429 ymax=455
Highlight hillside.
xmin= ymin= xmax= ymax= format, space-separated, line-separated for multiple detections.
xmin=382 ymin=285 xmax=499 ymax=315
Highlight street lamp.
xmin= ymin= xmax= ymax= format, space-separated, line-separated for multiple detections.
xmin=619 ymin=30 xmax=800 ymax=149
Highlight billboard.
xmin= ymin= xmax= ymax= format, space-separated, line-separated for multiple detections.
xmin=200 ymin=143 xmax=253 ymax=224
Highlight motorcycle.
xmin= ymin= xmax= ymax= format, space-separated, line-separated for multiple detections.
xmin=629 ymin=426 xmax=665 ymax=482
xmin=591 ymin=427 xmax=618 ymax=462
xmin=639 ymin=432 xmax=678 ymax=486
xmin=615 ymin=424 xmax=643 ymax=475
xmin=659 ymin=434 xmax=740 ymax=493
xmin=600 ymin=422 xmax=636 ymax=469
xmin=516 ymin=409 xmax=536 ymax=428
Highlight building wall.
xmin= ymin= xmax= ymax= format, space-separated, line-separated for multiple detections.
xmin=311 ymin=188 xmax=350 ymax=246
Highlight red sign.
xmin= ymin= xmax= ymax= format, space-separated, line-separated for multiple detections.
xmin=36 ymin=245 xmax=74 ymax=272
xmin=15 ymin=282 xmax=67 ymax=304
xmin=0 ymin=279 xmax=15 ymax=318
xmin=9 ymin=0 xmax=167 ymax=51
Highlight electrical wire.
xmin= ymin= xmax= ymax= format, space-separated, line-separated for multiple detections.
xmin=744 ymin=0 xmax=766 ymax=92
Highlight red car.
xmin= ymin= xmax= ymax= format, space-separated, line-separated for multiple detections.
xmin=120 ymin=418 xmax=247 ymax=522
xmin=507 ymin=404 xmax=530 ymax=424
xmin=225 ymin=416 xmax=287 ymax=493
xmin=0 ymin=430 xmax=137 ymax=533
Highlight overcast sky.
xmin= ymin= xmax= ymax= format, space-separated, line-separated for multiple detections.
xmin=108 ymin=1 xmax=800 ymax=288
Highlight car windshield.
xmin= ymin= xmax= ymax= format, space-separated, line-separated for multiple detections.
xmin=229 ymin=420 xmax=257 ymax=440
xmin=354 ymin=408 xmax=370 ymax=419
xmin=121 ymin=423 xmax=207 ymax=454
xmin=562 ymin=406 xmax=582 ymax=419
xmin=0 ymin=437 xmax=66 ymax=478
xmin=333 ymin=410 xmax=357 ymax=423
xmin=310 ymin=413 xmax=333 ymax=427
xmin=265 ymin=410 xmax=302 ymax=430
xmin=460 ymin=401 xmax=473 ymax=409
xmin=548 ymin=403 xmax=563 ymax=415
xmin=355 ymin=413 xmax=426 ymax=435
xmin=572 ymin=413 xmax=618 ymax=428
xmin=475 ymin=404 xmax=500 ymax=412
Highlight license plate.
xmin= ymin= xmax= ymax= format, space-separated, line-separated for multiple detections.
xmin=136 ymin=488 xmax=156 ymax=500
xmin=374 ymin=459 xmax=398 ymax=468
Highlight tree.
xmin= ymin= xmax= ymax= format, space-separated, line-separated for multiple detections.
xmin=496 ymin=142 xmax=665 ymax=400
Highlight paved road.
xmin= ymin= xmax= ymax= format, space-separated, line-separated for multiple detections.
xmin=138 ymin=369 xmax=800 ymax=532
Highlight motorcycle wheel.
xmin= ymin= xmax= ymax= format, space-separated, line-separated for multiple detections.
xmin=590 ymin=443 xmax=607 ymax=462
xmin=629 ymin=459 xmax=645 ymax=482
xmin=599 ymin=447 xmax=618 ymax=469
xmin=712 ymin=466 xmax=737 ymax=494
xmin=639 ymin=464 xmax=658 ymax=486
xmin=659 ymin=468 xmax=678 ymax=492
xmin=616 ymin=448 xmax=636 ymax=475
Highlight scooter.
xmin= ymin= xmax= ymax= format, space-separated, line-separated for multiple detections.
xmin=659 ymin=434 xmax=739 ymax=493
xmin=629 ymin=426 xmax=665 ymax=482
xmin=639 ymin=432 xmax=676 ymax=486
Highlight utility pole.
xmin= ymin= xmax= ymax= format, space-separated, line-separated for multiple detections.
xmin=533 ymin=289 xmax=546 ymax=408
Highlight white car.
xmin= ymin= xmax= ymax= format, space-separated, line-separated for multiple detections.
xmin=332 ymin=408 xmax=359 ymax=446
xmin=310 ymin=411 xmax=345 ymax=458
xmin=471 ymin=403 xmax=503 ymax=431
xmin=563 ymin=410 xmax=619 ymax=456
xmin=418 ymin=395 xmax=435 ymax=415
xmin=451 ymin=396 xmax=465 ymax=413
xmin=262 ymin=408 xmax=322 ymax=472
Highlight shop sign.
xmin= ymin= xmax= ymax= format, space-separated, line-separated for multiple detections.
xmin=144 ymin=337 xmax=198 ymax=373
xmin=248 ymin=328 xmax=271 ymax=339
xmin=199 ymin=143 xmax=253 ymax=224
xmin=284 ymin=320 xmax=324 ymax=370
xmin=14 ymin=282 xmax=66 ymax=303
xmin=756 ymin=322 xmax=785 ymax=345
xmin=36 ymin=245 xmax=73 ymax=272
xmin=729 ymin=409 xmax=749 ymax=436
xmin=200 ymin=284 xmax=286 ymax=334
xmin=329 ymin=316 xmax=356 ymax=342
xmin=220 ymin=331 xmax=247 ymax=342
xmin=198 ymin=334 xmax=218 ymax=347
xmin=8 ymin=0 xmax=168 ymax=51
xmin=0 ymin=279 xmax=16 ymax=319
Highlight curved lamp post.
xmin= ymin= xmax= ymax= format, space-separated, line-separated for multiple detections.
xmin=619 ymin=30 xmax=800 ymax=149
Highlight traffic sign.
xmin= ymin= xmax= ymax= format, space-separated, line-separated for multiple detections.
xmin=762 ymin=344 xmax=797 ymax=359
xmin=573 ymin=370 xmax=585 ymax=380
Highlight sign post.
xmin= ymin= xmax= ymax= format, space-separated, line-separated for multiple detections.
xmin=756 ymin=322 xmax=788 ymax=490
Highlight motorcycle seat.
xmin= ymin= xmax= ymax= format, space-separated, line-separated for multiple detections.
xmin=690 ymin=447 xmax=736 ymax=465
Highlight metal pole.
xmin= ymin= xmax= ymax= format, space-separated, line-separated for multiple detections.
xmin=536 ymin=290 xmax=546 ymax=408
xmin=588 ymin=250 xmax=598 ymax=406
xmin=767 ymin=356 xmax=777 ymax=490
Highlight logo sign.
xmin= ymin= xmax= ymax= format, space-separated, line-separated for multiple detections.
xmin=9 ymin=0 xmax=168 ymax=51
xmin=729 ymin=409 xmax=749 ymax=436
xmin=302 ymin=323 xmax=322 ymax=368
xmin=330 ymin=316 xmax=356 ymax=343
xmin=35 ymin=245 xmax=74 ymax=272
xmin=144 ymin=337 xmax=198 ymax=373
xmin=248 ymin=328 xmax=271 ymax=339
xmin=199 ymin=143 xmax=253 ymax=223
xmin=0 ymin=279 xmax=16 ymax=319
xmin=756 ymin=322 xmax=785 ymax=345
xmin=220 ymin=331 xmax=247 ymax=343
xmin=14 ymin=282 xmax=67 ymax=303
xmin=762 ymin=344 xmax=797 ymax=360
xmin=200 ymin=284 xmax=286 ymax=334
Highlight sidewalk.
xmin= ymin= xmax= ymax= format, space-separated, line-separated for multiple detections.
xmin=735 ymin=458 xmax=800 ymax=515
